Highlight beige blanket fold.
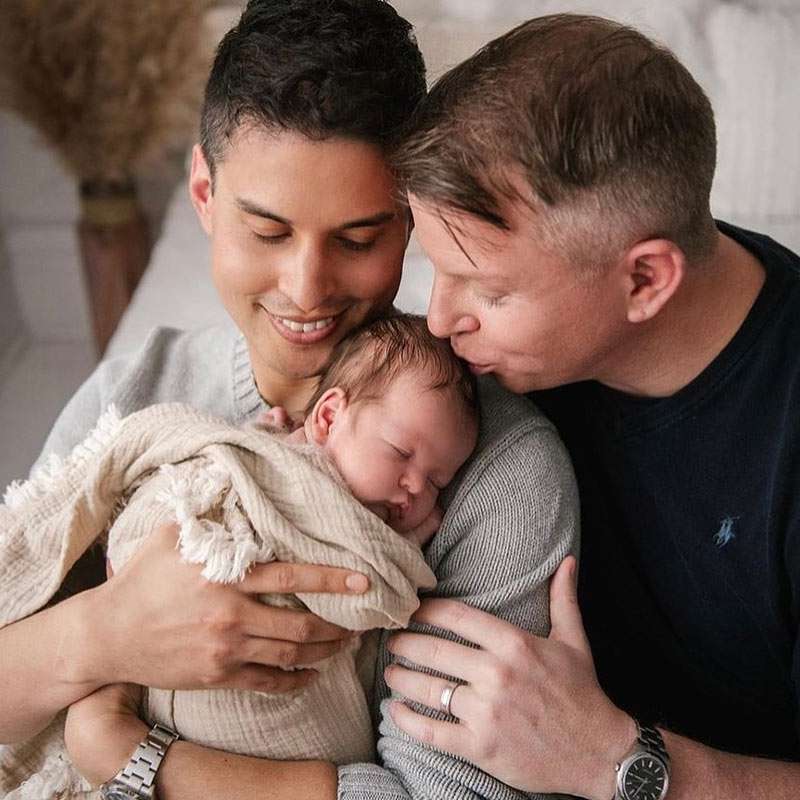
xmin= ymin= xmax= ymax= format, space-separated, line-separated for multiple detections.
xmin=0 ymin=403 xmax=436 ymax=800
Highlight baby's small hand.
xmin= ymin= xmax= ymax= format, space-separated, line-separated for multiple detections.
xmin=255 ymin=407 xmax=304 ymax=432
xmin=401 ymin=506 xmax=443 ymax=548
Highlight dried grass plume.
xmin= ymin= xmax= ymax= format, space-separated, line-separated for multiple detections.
xmin=0 ymin=0 xmax=214 ymax=182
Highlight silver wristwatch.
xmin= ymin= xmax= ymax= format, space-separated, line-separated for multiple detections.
xmin=99 ymin=723 xmax=179 ymax=800
xmin=614 ymin=721 xmax=670 ymax=800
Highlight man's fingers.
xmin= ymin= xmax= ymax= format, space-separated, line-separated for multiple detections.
xmin=548 ymin=556 xmax=590 ymax=653
xmin=387 ymin=632 xmax=483 ymax=682
xmin=242 ymin=634 xmax=348 ymax=668
xmin=412 ymin=598 xmax=520 ymax=651
xmin=388 ymin=701 xmax=469 ymax=755
xmin=384 ymin=664 xmax=476 ymax=720
xmin=239 ymin=561 xmax=370 ymax=595
xmin=240 ymin=604 xmax=351 ymax=643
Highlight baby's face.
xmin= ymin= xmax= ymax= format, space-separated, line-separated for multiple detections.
xmin=318 ymin=371 xmax=477 ymax=533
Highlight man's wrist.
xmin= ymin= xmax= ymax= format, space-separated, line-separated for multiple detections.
xmin=68 ymin=583 xmax=123 ymax=685
xmin=583 ymin=708 xmax=638 ymax=800
xmin=67 ymin=706 xmax=150 ymax=787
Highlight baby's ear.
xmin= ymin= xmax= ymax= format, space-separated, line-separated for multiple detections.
xmin=309 ymin=387 xmax=347 ymax=445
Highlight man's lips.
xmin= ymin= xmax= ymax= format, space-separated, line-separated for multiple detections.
xmin=261 ymin=307 xmax=344 ymax=344
xmin=466 ymin=361 xmax=494 ymax=375
xmin=452 ymin=343 xmax=495 ymax=375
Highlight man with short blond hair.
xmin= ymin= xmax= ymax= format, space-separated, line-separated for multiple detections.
xmin=385 ymin=13 xmax=800 ymax=800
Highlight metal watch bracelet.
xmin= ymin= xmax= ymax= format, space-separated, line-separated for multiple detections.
xmin=101 ymin=723 xmax=179 ymax=800
xmin=637 ymin=721 xmax=670 ymax=767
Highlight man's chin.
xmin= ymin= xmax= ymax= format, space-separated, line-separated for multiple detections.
xmin=492 ymin=369 xmax=545 ymax=395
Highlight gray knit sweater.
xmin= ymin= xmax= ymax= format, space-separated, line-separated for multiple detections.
xmin=38 ymin=323 xmax=579 ymax=800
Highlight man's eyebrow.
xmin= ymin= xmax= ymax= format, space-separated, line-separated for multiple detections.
xmin=338 ymin=211 xmax=396 ymax=230
xmin=236 ymin=198 xmax=289 ymax=224
xmin=235 ymin=199 xmax=395 ymax=230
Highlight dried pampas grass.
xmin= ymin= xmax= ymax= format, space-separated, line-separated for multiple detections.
xmin=0 ymin=0 xmax=213 ymax=182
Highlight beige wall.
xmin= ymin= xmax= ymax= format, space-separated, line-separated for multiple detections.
xmin=0 ymin=228 xmax=24 ymax=367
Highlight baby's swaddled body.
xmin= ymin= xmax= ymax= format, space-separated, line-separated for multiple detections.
xmin=107 ymin=443 xmax=388 ymax=765
xmin=0 ymin=401 xmax=438 ymax=800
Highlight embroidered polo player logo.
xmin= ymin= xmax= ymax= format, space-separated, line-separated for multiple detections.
xmin=713 ymin=516 xmax=738 ymax=548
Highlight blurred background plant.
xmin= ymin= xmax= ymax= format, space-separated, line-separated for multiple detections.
xmin=0 ymin=0 xmax=213 ymax=354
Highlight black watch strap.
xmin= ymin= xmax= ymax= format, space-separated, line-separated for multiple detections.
xmin=637 ymin=722 xmax=670 ymax=766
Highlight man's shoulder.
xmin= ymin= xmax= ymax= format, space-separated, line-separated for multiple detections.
xmin=717 ymin=220 xmax=800 ymax=277
xmin=108 ymin=322 xmax=243 ymax=415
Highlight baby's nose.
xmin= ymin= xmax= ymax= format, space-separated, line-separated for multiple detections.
xmin=401 ymin=470 xmax=425 ymax=495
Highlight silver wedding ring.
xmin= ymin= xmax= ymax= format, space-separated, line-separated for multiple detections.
xmin=439 ymin=681 xmax=459 ymax=716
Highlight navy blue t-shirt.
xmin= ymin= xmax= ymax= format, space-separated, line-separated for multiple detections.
xmin=532 ymin=222 xmax=800 ymax=759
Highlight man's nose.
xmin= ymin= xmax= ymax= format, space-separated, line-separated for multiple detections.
xmin=427 ymin=278 xmax=477 ymax=338
xmin=281 ymin=241 xmax=332 ymax=313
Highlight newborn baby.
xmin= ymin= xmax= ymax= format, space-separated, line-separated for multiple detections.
xmin=262 ymin=313 xmax=478 ymax=545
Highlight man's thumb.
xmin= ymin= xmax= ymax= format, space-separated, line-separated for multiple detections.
xmin=549 ymin=555 xmax=590 ymax=653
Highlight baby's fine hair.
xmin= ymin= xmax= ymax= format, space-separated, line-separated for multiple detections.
xmin=305 ymin=314 xmax=478 ymax=420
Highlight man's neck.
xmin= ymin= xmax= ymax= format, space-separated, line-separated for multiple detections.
xmin=250 ymin=357 xmax=320 ymax=417
xmin=599 ymin=233 xmax=766 ymax=398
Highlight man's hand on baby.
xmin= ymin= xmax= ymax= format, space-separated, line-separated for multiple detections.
xmin=91 ymin=523 xmax=369 ymax=694
xmin=402 ymin=506 xmax=443 ymax=548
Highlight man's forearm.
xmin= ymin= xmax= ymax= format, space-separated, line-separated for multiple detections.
xmin=0 ymin=586 xmax=107 ymax=743
xmin=661 ymin=729 xmax=800 ymax=800
xmin=157 ymin=741 xmax=337 ymax=800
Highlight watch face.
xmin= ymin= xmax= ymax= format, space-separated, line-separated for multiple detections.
xmin=621 ymin=753 xmax=668 ymax=800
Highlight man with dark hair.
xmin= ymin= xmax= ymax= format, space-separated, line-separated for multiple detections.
xmin=386 ymin=13 xmax=800 ymax=800
xmin=199 ymin=0 xmax=425 ymax=179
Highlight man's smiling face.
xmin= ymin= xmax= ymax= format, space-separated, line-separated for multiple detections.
xmin=190 ymin=126 xmax=409 ymax=398
xmin=411 ymin=194 xmax=630 ymax=393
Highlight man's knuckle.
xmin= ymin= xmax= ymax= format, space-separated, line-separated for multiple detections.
xmin=476 ymin=734 xmax=498 ymax=761
xmin=278 ymin=642 xmax=301 ymax=668
xmin=201 ymin=604 xmax=239 ymax=634
xmin=428 ymin=680 xmax=442 ymax=710
xmin=274 ymin=563 xmax=297 ymax=592
xmin=429 ymin=639 xmax=445 ymax=663
xmin=485 ymin=701 xmax=503 ymax=728
xmin=489 ymin=661 xmax=514 ymax=690
xmin=294 ymin=617 xmax=315 ymax=642
xmin=507 ymin=631 xmax=532 ymax=663
xmin=200 ymin=663 xmax=228 ymax=686
xmin=418 ymin=720 xmax=435 ymax=744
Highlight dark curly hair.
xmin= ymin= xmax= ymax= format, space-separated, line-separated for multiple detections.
xmin=200 ymin=0 xmax=426 ymax=179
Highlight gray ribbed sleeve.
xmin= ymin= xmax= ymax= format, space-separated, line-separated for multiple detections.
xmin=338 ymin=379 xmax=579 ymax=800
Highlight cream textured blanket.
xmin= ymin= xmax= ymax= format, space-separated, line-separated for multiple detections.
xmin=0 ymin=403 xmax=436 ymax=799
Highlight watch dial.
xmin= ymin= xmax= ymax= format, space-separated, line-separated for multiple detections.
xmin=623 ymin=754 xmax=667 ymax=800
xmin=103 ymin=790 xmax=138 ymax=800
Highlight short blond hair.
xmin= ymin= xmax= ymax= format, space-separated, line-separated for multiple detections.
xmin=393 ymin=14 xmax=718 ymax=269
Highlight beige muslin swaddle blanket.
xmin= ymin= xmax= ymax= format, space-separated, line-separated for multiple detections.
xmin=0 ymin=403 xmax=436 ymax=799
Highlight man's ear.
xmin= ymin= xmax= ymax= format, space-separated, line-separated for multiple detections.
xmin=622 ymin=238 xmax=686 ymax=324
xmin=404 ymin=207 xmax=415 ymax=245
xmin=308 ymin=387 xmax=347 ymax=445
xmin=189 ymin=143 xmax=214 ymax=235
